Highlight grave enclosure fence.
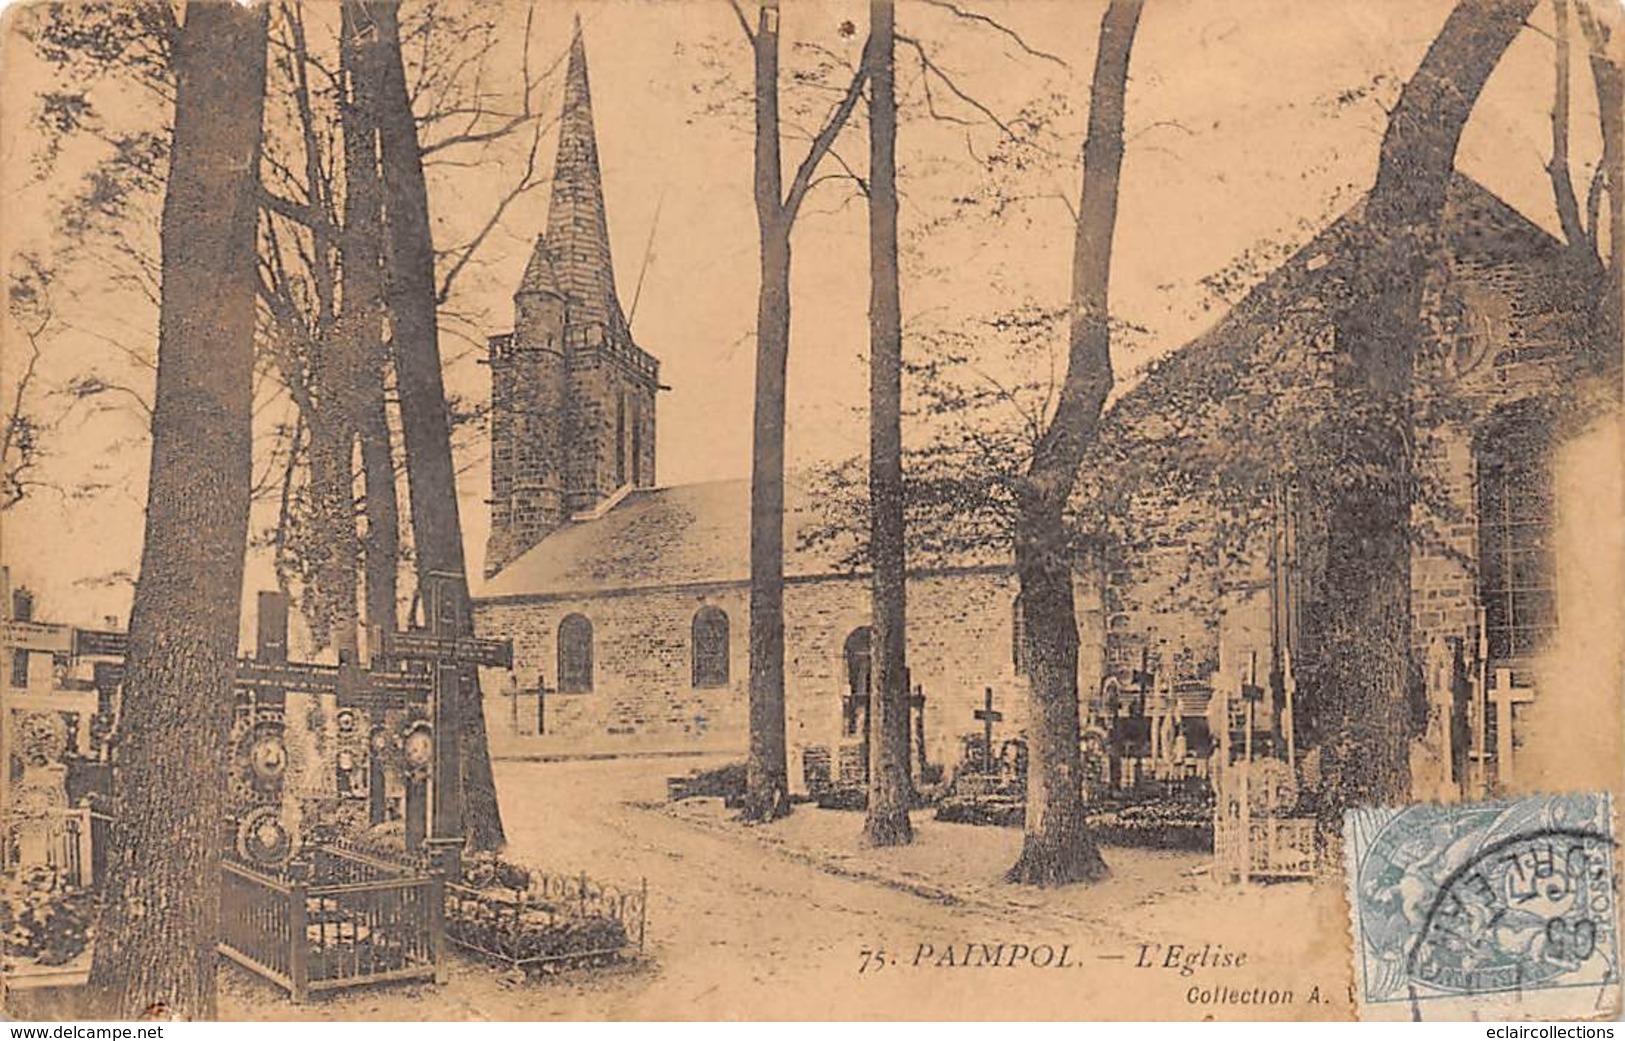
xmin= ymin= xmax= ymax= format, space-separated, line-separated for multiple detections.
xmin=218 ymin=843 xmax=445 ymax=1003
xmin=443 ymin=870 xmax=648 ymax=974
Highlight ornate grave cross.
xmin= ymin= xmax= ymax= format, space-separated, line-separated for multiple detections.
xmin=235 ymin=590 xmax=436 ymax=709
xmin=975 ymin=687 xmax=1002 ymax=765
xmin=235 ymin=580 xmax=511 ymax=878
xmin=374 ymin=572 xmax=512 ymax=879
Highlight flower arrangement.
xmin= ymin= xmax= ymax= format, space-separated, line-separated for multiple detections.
xmin=1084 ymin=797 xmax=1215 ymax=851
xmin=0 ymin=867 xmax=92 ymax=967
xmin=445 ymin=853 xmax=635 ymax=971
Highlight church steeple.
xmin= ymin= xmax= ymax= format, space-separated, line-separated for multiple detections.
xmin=542 ymin=16 xmax=631 ymax=346
xmin=485 ymin=16 xmax=662 ymax=579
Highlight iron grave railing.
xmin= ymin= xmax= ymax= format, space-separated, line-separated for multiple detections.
xmin=219 ymin=844 xmax=443 ymax=1002
xmin=443 ymin=869 xmax=646 ymax=974
xmin=0 ymin=805 xmax=93 ymax=890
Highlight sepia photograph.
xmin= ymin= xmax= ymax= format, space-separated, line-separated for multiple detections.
xmin=0 ymin=0 xmax=1620 ymax=1024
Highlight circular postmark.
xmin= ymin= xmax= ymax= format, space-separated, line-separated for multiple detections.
xmin=1407 ymin=827 xmax=1615 ymax=998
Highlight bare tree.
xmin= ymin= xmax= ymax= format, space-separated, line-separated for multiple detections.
xmin=735 ymin=0 xmax=871 ymax=821
xmin=2 ymin=256 xmax=56 ymax=510
xmin=864 ymin=0 xmax=912 ymax=846
xmin=1006 ymin=0 xmax=1143 ymax=887
xmin=368 ymin=0 xmax=505 ymax=851
xmin=84 ymin=0 xmax=268 ymax=1018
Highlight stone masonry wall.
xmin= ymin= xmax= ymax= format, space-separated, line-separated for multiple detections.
xmin=475 ymin=568 xmax=1107 ymax=787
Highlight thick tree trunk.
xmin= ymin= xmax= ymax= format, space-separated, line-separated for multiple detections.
xmin=742 ymin=2 xmax=793 ymax=822
xmin=84 ymin=1 xmax=268 ymax=1019
xmin=1009 ymin=510 xmax=1106 ymax=884
xmin=339 ymin=0 xmax=391 ymax=643
xmin=304 ymin=405 xmax=359 ymax=654
xmin=1309 ymin=0 xmax=1535 ymax=825
xmin=745 ymin=231 xmax=793 ymax=820
xmin=371 ymin=0 xmax=504 ymax=852
xmin=864 ymin=0 xmax=913 ymax=847
xmin=1006 ymin=0 xmax=1142 ymax=887
xmin=358 ymin=368 xmax=399 ymax=634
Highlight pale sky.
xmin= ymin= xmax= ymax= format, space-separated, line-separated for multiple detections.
xmin=0 ymin=0 xmax=1611 ymax=632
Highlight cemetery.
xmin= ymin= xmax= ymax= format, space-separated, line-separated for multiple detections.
xmin=2 ymin=0 xmax=1617 ymax=1020
xmin=0 ymin=571 xmax=648 ymax=1003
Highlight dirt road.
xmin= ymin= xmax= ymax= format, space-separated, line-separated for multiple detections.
xmin=216 ymin=756 xmax=1348 ymax=1020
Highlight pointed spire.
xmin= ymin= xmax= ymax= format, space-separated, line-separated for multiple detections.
xmin=517 ymin=235 xmax=563 ymax=299
xmin=541 ymin=15 xmax=631 ymax=343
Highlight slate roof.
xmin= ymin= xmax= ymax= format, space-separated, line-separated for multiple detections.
xmin=529 ymin=17 xmax=636 ymax=348
xmin=1078 ymin=174 xmax=1586 ymax=500
xmin=479 ymin=479 xmax=826 ymax=599
xmin=476 ymin=475 xmax=1010 ymax=600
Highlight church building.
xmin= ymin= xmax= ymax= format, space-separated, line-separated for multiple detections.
xmin=473 ymin=22 xmax=1620 ymax=804
xmin=470 ymin=24 xmax=1041 ymax=782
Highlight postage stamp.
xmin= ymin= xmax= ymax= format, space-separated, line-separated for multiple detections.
xmin=1345 ymin=793 xmax=1621 ymax=1021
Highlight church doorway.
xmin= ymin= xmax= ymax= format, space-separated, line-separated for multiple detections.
xmin=842 ymin=626 xmax=873 ymax=738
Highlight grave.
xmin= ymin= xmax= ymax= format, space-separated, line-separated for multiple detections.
xmin=934 ymin=688 xmax=1026 ymax=827
xmin=218 ymin=573 xmax=514 ymax=1000
xmin=799 ymin=683 xmax=933 ymax=809
xmin=1211 ymin=650 xmax=1316 ymax=881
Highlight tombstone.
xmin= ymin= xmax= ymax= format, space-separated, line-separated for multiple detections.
xmin=1408 ymin=637 xmax=1458 ymax=802
xmin=367 ymin=725 xmax=390 ymax=825
xmin=401 ymin=720 xmax=432 ymax=850
xmin=6 ymin=709 xmax=76 ymax=880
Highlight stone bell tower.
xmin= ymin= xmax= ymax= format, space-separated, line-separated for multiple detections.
xmin=486 ymin=17 xmax=661 ymax=579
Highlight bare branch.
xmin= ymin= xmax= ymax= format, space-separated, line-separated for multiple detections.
xmin=258 ymin=184 xmax=323 ymax=228
xmin=784 ymin=36 xmax=873 ymax=220
xmin=898 ymin=33 xmax=1014 ymax=139
xmin=1549 ymin=0 xmax=1593 ymax=251
xmin=729 ymin=0 xmax=757 ymax=43
xmin=435 ymin=87 xmax=554 ymax=303
xmin=917 ymin=0 xmax=1068 ymax=67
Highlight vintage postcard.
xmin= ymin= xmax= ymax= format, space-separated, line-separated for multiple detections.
xmin=0 ymin=0 xmax=1620 ymax=1024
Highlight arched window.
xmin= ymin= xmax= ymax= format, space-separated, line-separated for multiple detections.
xmin=691 ymin=606 xmax=730 ymax=688
xmin=1477 ymin=403 xmax=1557 ymax=660
xmin=841 ymin=627 xmax=873 ymax=738
xmin=557 ymin=614 xmax=594 ymax=693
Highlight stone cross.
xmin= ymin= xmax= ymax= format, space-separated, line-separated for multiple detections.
xmin=974 ymin=686 xmax=1002 ymax=767
xmin=1488 ymin=668 xmax=1535 ymax=788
